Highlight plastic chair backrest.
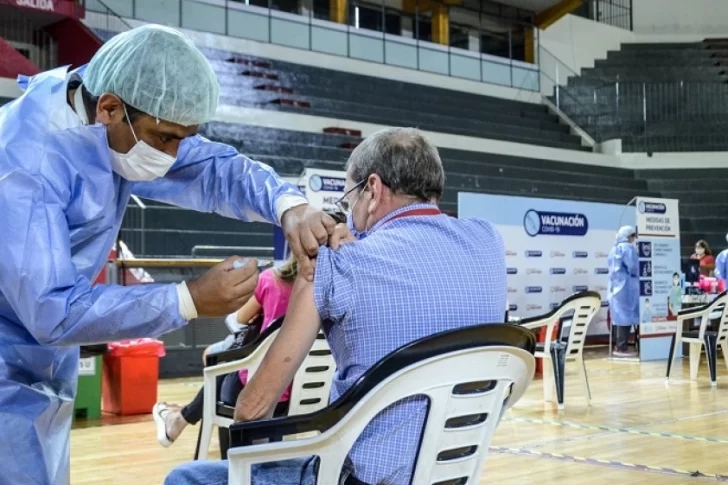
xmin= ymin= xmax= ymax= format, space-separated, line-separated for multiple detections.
xmin=520 ymin=291 xmax=601 ymax=353
xmin=287 ymin=331 xmax=335 ymax=416
xmin=708 ymin=293 xmax=728 ymax=342
xmin=229 ymin=324 xmax=535 ymax=485
xmin=564 ymin=295 xmax=601 ymax=357
xmin=311 ymin=346 xmax=535 ymax=484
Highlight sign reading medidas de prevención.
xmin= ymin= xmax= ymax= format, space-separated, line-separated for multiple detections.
xmin=636 ymin=198 xmax=681 ymax=348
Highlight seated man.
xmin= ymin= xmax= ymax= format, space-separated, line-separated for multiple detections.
xmin=166 ymin=127 xmax=507 ymax=485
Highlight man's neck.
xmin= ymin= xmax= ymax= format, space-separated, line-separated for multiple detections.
xmin=370 ymin=197 xmax=433 ymax=228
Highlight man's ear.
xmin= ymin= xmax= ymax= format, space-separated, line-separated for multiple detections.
xmin=95 ymin=94 xmax=124 ymax=126
xmin=367 ymin=174 xmax=382 ymax=213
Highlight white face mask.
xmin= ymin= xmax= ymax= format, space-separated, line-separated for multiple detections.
xmin=696 ymin=247 xmax=705 ymax=256
xmin=109 ymin=104 xmax=176 ymax=181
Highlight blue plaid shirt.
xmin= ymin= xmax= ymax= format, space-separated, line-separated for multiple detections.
xmin=313 ymin=203 xmax=507 ymax=484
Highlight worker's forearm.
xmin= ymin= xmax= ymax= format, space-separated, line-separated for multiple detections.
xmin=32 ymin=282 xmax=186 ymax=346
xmin=132 ymin=136 xmax=306 ymax=226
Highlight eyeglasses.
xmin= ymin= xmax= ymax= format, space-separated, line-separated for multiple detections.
xmin=335 ymin=180 xmax=366 ymax=214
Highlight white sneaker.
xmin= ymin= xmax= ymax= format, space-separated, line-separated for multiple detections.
xmin=153 ymin=402 xmax=175 ymax=448
xmin=613 ymin=350 xmax=636 ymax=358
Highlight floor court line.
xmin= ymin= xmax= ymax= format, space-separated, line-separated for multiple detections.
xmin=489 ymin=446 xmax=728 ymax=482
xmin=504 ymin=416 xmax=728 ymax=444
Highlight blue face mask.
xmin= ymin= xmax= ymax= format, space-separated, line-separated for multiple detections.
xmin=347 ymin=211 xmax=367 ymax=240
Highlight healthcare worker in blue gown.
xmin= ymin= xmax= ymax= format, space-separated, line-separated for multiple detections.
xmin=0 ymin=25 xmax=339 ymax=485
xmin=714 ymin=233 xmax=728 ymax=283
xmin=607 ymin=225 xmax=639 ymax=357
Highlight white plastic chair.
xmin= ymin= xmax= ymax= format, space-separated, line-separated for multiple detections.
xmin=195 ymin=318 xmax=334 ymax=459
xmin=519 ymin=291 xmax=601 ymax=410
xmin=226 ymin=324 xmax=536 ymax=485
xmin=667 ymin=290 xmax=728 ymax=386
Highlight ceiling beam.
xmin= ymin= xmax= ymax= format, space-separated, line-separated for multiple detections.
xmin=534 ymin=0 xmax=582 ymax=29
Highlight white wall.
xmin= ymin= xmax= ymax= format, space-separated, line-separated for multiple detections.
xmin=539 ymin=14 xmax=635 ymax=75
xmin=632 ymin=0 xmax=728 ymax=36
xmin=0 ymin=78 xmax=22 ymax=99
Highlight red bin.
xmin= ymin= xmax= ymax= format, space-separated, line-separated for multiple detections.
xmin=102 ymin=338 xmax=166 ymax=416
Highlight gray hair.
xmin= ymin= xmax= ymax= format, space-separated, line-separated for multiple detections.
xmin=345 ymin=127 xmax=445 ymax=202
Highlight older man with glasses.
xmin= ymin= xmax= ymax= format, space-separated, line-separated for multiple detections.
xmin=166 ymin=127 xmax=508 ymax=485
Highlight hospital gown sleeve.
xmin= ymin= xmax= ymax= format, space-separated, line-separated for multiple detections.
xmin=716 ymin=251 xmax=728 ymax=280
xmin=0 ymin=169 xmax=187 ymax=346
xmin=617 ymin=244 xmax=639 ymax=277
xmin=131 ymin=136 xmax=308 ymax=225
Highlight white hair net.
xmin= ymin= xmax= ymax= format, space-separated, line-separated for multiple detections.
xmin=616 ymin=225 xmax=636 ymax=242
xmin=84 ymin=25 xmax=219 ymax=126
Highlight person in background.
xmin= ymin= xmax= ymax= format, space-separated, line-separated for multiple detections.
xmin=164 ymin=127 xmax=508 ymax=485
xmin=668 ymin=272 xmax=683 ymax=317
xmin=714 ymin=234 xmax=728 ymax=282
xmin=692 ymin=240 xmax=715 ymax=277
xmin=607 ymin=226 xmax=639 ymax=358
xmin=152 ymin=254 xmax=299 ymax=447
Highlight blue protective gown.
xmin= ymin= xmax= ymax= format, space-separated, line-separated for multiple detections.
xmin=715 ymin=249 xmax=728 ymax=282
xmin=0 ymin=66 xmax=303 ymax=485
xmin=607 ymin=229 xmax=639 ymax=326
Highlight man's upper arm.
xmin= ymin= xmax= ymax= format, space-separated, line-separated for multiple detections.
xmin=313 ymin=246 xmax=355 ymax=323
xmin=234 ymin=276 xmax=321 ymax=422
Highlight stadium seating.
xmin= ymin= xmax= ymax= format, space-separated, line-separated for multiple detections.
xmin=553 ymin=40 xmax=728 ymax=152
xmin=202 ymin=47 xmax=586 ymax=151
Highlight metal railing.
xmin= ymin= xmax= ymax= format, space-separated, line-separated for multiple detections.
xmin=573 ymin=0 xmax=633 ymax=31
xmin=0 ymin=2 xmax=58 ymax=70
xmin=565 ymin=80 xmax=728 ymax=152
xmin=81 ymin=0 xmax=539 ymax=91
xmin=537 ymin=45 xmax=608 ymax=141
xmin=120 ymin=195 xmax=147 ymax=256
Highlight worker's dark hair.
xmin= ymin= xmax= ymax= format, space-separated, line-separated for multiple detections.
xmin=696 ymin=239 xmax=713 ymax=256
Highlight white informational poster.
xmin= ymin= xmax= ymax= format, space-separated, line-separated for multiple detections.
xmin=274 ymin=169 xmax=347 ymax=262
xmin=298 ymin=168 xmax=347 ymax=212
xmin=459 ymin=192 xmax=635 ymax=336
xmin=635 ymin=198 xmax=682 ymax=360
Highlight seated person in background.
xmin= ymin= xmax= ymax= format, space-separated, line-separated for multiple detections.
xmin=691 ymin=239 xmax=715 ymax=277
xmin=165 ymin=127 xmax=507 ymax=485
xmin=153 ymin=254 xmax=298 ymax=447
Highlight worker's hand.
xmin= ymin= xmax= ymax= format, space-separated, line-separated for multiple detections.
xmin=327 ymin=223 xmax=357 ymax=250
xmin=281 ymin=204 xmax=337 ymax=282
xmin=187 ymin=257 xmax=259 ymax=317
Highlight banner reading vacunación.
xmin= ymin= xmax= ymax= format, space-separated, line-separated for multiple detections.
xmin=459 ymin=193 xmax=635 ymax=335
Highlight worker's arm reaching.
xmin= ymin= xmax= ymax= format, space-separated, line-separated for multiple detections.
xmin=131 ymin=136 xmax=307 ymax=226
xmin=132 ymin=136 xmax=337 ymax=281
xmin=0 ymin=168 xmax=258 ymax=347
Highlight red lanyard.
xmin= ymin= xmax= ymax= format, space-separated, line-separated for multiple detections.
xmin=380 ymin=207 xmax=441 ymax=227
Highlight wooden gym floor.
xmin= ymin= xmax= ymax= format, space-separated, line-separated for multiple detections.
xmin=71 ymin=348 xmax=728 ymax=484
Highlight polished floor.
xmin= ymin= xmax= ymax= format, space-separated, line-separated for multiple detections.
xmin=71 ymin=349 xmax=728 ymax=484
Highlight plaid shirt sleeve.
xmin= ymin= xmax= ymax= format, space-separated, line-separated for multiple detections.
xmin=313 ymin=246 xmax=355 ymax=323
